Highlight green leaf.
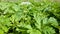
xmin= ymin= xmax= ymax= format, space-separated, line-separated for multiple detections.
xmin=1 ymin=26 xmax=9 ymax=32
xmin=0 ymin=29 xmax=4 ymax=34
xmin=34 ymin=12 xmax=42 ymax=30
xmin=27 ymin=29 xmax=41 ymax=34
xmin=48 ymin=17 xmax=58 ymax=27
xmin=12 ymin=4 xmax=20 ymax=11
xmin=43 ymin=18 xmax=48 ymax=25
xmin=43 ymin=26 xmax=55 ymax=34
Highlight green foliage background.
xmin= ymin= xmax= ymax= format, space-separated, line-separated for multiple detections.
xmin=0 ymin=0 xmax=60 ymax=34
